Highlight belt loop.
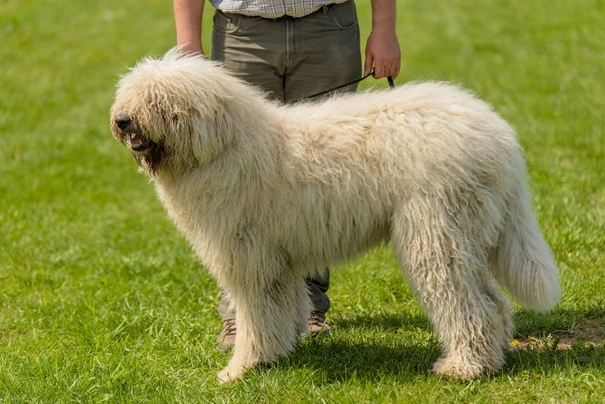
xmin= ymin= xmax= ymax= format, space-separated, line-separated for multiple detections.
xmin=322 ymin=5 xmax=328 ymax=13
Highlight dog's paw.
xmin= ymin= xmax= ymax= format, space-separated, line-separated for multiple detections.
xmin=432 ymin=356 xmax=486 ymax=380
xmin=217 ymin=364 xmax=247 ymax=384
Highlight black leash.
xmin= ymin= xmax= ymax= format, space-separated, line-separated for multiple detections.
xmin=304 ymin=70 xmax=395 ymax=100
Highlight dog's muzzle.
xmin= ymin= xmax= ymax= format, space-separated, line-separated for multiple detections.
xmin=113 ymin=113 xmax=152 ymax=152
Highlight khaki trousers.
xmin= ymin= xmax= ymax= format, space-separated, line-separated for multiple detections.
xmin=211 ymin=0 xmax=362 ymax=102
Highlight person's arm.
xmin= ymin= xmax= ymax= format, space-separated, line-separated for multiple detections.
xmin=174 ymin=0 xmax=206 ymax=54
xmin=364 ymin=0 xmax=401 ymax=79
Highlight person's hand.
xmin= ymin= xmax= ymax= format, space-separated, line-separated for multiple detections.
xmin=364 ymin=29 xmax=401 ymax=79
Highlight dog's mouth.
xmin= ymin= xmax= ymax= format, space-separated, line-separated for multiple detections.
xmin=124 ymin=131 xmax=164 ymax=173
xmin=127 ymin=132 xmax=153 ymax=153
xmin=113 ymin=113 xmax=164 ymax=173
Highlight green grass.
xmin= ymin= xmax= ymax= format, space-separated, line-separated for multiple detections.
xmin=1 ymin=0 xmax=604 ymax=402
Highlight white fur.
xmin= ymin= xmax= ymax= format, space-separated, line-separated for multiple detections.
xmin=110 ymin=50 xmax=560 ymax=383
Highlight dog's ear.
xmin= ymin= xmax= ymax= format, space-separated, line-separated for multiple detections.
xmin=191 ymin=116 xmax=214 ymax=165
xmin=187 ymin=107 xmax=235 ymax=167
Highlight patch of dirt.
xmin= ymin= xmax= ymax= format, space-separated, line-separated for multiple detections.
xmin=512 ymin=318 xmax=605 ymax=351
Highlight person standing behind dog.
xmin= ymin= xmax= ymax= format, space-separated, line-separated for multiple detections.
xmin=173 ymin=0 xmax=401 ymax=350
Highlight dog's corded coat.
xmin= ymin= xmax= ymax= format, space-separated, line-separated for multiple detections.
xmin=110 ymin=50 xmax=560 ymax=383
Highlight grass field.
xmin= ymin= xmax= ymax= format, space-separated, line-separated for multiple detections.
xmin=1 ymin=0 xmax=604 ymax=402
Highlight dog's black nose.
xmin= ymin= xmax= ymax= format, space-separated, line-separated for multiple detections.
xmin=115 ymin=113 xmax=132 ymax=130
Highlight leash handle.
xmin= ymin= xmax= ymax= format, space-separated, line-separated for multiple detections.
xmin=387 ymin=76 xmax=395 ymax=88
xmin=304 ymin=69 xmax=395 ymax=100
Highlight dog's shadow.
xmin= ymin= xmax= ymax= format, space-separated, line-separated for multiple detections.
xmin=280 ymin=307 xmax=605 ymax=383
xmin=287 ymin=312 xmax=439 ymax=382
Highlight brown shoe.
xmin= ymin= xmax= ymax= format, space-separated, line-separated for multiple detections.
xmin=308 ymin=311 xmax=331 ymax=336
xmin=216 ymin=319 xmax=236 ymax=353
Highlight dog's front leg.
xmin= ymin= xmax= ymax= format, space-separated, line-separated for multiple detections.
xmin=217 ymin=274 xmax=310 ymax=383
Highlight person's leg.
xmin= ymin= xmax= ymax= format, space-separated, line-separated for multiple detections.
xmin=211 ymin=10 xmax=287 ymax=101
xmin=285 ymin=0 xmax=362 ymax=102
xmin=307 ymin=271 xmax=330 ymax=314
xmin=285 ymin=0 xmax=362 ymax=321
xmin=306 ymin=270 xmax=331 ymax=334
xmin=211 ymin=5 xmax=361 ymax=346
xmin=217 ymin=290 xmax=235 ymax=321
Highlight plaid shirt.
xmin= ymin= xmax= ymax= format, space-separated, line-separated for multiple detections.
xmin=209 ymin=0 xmax=349 ymax=19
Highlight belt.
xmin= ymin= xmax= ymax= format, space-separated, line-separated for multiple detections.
xmin=272 ymin=4 xmax=331 ymax=20
xmin=219 ymin=1 xmax=348 ymax=21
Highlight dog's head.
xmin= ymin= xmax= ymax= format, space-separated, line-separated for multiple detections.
xmin=110 ymin=50 xmax=237 ymax=174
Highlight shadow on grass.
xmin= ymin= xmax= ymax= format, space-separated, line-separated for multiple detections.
xmin=335 ymin=311 xmax=432 ymax=332
xmin=289 ymin=337 xmax=439 ymax=382
xmin=280 ymin=306 xmax=605 ymax=383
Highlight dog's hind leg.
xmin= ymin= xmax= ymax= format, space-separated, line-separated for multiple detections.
xmin=217 ymin=269 xmax=310 ymax=383
xmin=391 ymin=202 xmax=513 ymax=380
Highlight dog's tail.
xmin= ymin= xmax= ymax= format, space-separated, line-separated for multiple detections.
xmin=491 ymin=166 xmax=561 ymax=312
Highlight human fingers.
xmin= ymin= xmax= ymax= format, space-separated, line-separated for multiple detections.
xmin=364 ymin=54 xmax=375 ymax=77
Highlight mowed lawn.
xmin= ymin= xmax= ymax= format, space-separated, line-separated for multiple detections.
xmin=1 ymin=0 xmax=603 ymax=402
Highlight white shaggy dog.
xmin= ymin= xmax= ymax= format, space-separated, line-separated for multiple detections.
xmin=110 ymin=50 xmax=560 ymax=383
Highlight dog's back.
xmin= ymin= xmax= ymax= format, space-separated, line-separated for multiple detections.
xmin=262 ymin=83 xmax=516 ymax=266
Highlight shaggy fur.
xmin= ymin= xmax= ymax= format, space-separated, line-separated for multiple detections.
xmin=110 ymin=50 xmax=561 ymax=383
